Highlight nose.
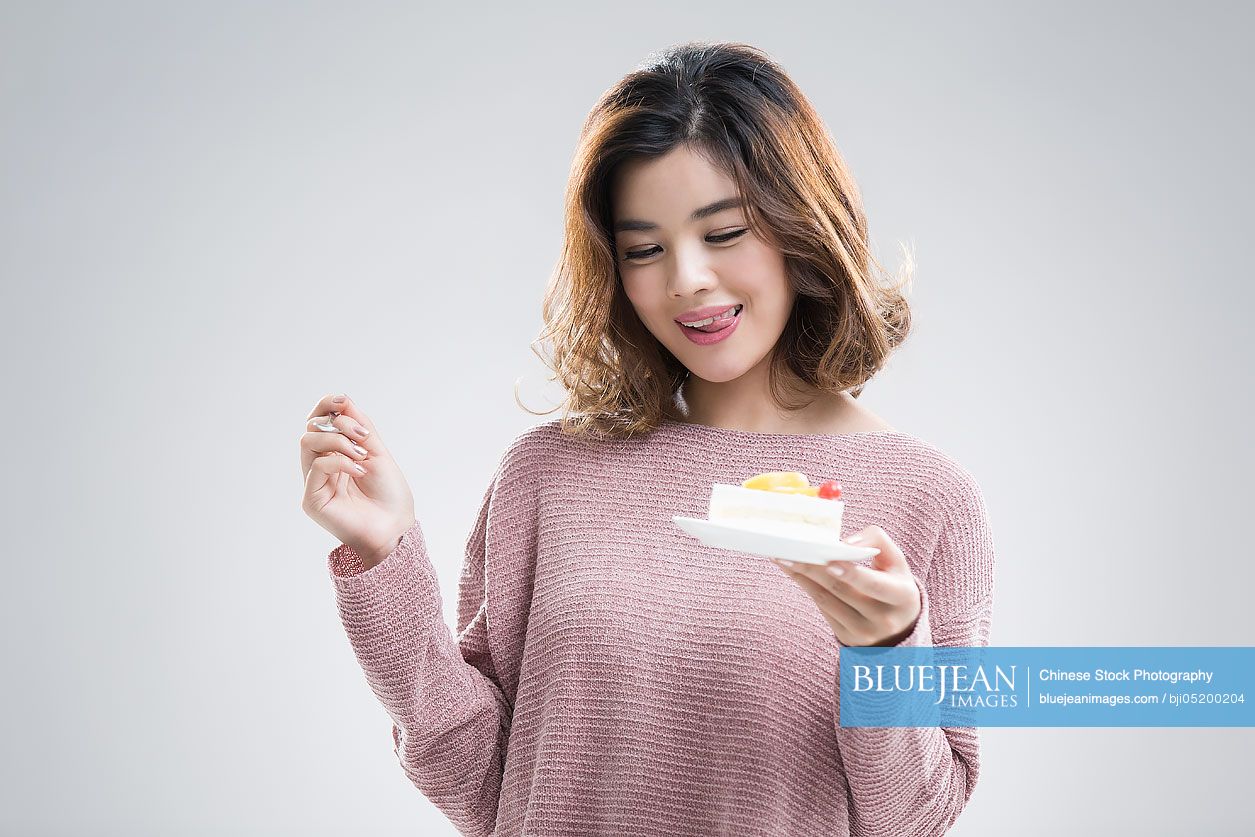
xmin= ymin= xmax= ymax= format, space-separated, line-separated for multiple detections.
xmin=667 ymin=241 xmax=718 ymax=299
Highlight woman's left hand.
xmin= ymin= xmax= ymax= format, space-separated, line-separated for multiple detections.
xmin=770 ymin=525 xmax=922 ymax=647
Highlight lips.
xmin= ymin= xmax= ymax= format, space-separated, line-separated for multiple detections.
xmin=675 ymin=303 xmax=743 ymax=324
xmin=676 ymin=303 xmax=743 ymax=345
xmin=678 ymin=303 xmax=743 ymax=332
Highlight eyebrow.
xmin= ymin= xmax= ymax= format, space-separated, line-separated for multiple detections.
xmin=613 ymin=196 xmax=743 ymax=233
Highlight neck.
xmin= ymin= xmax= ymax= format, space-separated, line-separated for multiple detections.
xmin=678 ymin=374 xmax=856 ymax=435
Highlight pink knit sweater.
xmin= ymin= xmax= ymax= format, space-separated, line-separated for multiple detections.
xmin=327 ymin=418 xmax=997 ymax=836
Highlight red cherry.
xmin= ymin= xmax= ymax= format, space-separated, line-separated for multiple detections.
xmin=817 ymin=480 xmax=842 ymax=500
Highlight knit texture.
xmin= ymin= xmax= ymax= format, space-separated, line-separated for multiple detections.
xmin=327 ymin=418 xmax=997 ymax=837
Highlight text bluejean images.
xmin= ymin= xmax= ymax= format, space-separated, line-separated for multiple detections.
xmin=838 ymin=647 xmax=1254 ymax=727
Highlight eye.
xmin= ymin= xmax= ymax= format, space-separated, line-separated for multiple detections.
xmin=621 ymin=228 xmax=748 ymax=262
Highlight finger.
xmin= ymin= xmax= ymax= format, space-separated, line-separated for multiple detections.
xmin=302 ymin=450 xmax=368 ymax=506
xmin=313 ymin=450 xmax=367 ymax=477
xmin=299 ymin=429 xmax=371 ymax=482
xmin=304 ymin=400 xmax=382 ymax=459
xmin=306 ymin=392 xmax=350 ymax=422
xmin=849 ymin=524 xmax=908 ymax=573
xmin=305 ymin=412 xmax=372 ymax=442
xmin=785 ymin=560 xmax=886 ymax=621
xmin=822 ymin=560 xmax=900 ymax=606
xmin=306 ymin=393 xmax=383 ymax=446
xmin=302 ymin=414 xmax=369 ymax=480
xmin=781 ymin=567 xmax=870 ymax=634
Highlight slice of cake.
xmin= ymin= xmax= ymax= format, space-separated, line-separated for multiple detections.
xmin=708 ymin=471 xmax=845 ymax=542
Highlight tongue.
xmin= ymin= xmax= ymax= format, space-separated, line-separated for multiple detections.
xmin=694 ymin=308 xmax=737 ymax=332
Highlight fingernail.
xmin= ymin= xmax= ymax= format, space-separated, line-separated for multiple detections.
xmin=776 ymin=559 xmax=794 ymax=569
xmin=845 ymin=533 xmax=865 ymax=544
xmin=827 ymin=563 xmax=845 ymax=576
xmin=354 ymin=424 xmax=369 ymax=437
xmin=332 ymin=394 xmax=346 ymax=403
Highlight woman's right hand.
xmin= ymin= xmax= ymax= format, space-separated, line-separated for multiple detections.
xmin=300 ymin=393 xmax=416 ymax=566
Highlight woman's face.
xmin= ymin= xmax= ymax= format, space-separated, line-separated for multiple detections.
xmin=611 ymin=144 xmax=794 ymax=387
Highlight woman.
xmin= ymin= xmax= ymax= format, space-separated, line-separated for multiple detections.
xmin=300 ymin=41 xmax=996 ymax=837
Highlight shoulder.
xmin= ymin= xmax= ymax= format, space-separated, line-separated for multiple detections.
xmin=899 ymin=439 xmax=997 ymax=617
xmin=501 ymin=419 xmax=561 ymax=459
xmin=490 ymin=420 xmax=562 ymax=482
xmin=492 ymin=418 xmax=600 ymax=479
xmin=501 ymin=418 xmax=649 ymax=457
xmin=869 ymin=433 xmax=990 ymax=528
xmin=494 ymin=417 xmax=676 ymax=484
xmin=892 ymin=439 xmax=995 ymax=604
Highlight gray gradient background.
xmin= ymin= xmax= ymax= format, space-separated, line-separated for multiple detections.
xmin=1 ymin=2 xmax=1251 ymax=834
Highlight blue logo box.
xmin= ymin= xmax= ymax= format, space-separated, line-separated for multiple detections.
xmin=838 ymin=647 xmax=1255 ymax=727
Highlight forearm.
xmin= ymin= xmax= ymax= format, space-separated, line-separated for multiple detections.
xmin=328 ymin=521 xmax=510 ymax=837
xmin=834 ymin=582 xmax=988 ymax=836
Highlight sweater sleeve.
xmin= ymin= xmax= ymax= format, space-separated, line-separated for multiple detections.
xmin=326 ymin=434 xmax=540 ymax=837
xmin=833 ymin=468 xmax=997 ymax=837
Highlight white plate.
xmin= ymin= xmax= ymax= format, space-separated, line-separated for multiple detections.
xmin=672 ymin=516 xmax=880 ymax=565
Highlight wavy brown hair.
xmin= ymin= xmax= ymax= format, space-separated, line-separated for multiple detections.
xmin=518 ymin=41 xmax=914 ymax=441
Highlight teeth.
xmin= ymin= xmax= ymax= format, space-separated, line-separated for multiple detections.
xmin=681 ymin=304 xmax=741 ymax=327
